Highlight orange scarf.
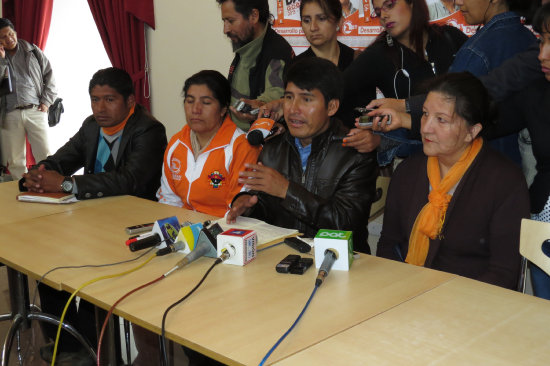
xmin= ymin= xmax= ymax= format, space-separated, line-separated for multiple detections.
xmin=405 ymin=138 xmax=483 ymax=266
xmin=102 ymin=106 xmax=135 ymax=136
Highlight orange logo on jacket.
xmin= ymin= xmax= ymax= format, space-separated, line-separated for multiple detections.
xmin=208 ymin=170 xmax=225 ymax=188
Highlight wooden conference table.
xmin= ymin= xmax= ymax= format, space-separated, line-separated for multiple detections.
xmin=275 ymin=276 xmax=550 ymax=365
xmin=1 ymin=180 xmax=549 ymax=365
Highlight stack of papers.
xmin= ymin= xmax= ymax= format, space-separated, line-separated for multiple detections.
xmin=216 ymin=216 xmax=299 ymax=248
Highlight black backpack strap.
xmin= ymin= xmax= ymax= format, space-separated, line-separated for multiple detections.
xmin=31 ymin=46 xmax=43 ymax=70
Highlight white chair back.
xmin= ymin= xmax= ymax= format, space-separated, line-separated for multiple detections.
xmin=520 ymin=218 xmax=550 ymax=279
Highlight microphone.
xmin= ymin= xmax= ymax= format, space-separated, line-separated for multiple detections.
xmin=315 ymin=249 xmax=339 ymax=287
xmin=314 ymin=229 xmax=354 ymax=273
xmin=246 ymin=117 xmax=275 ymax=146
xmin=129 ymin=234 xmax=161 ymax=252
xmin=156 ymin=241 xmax=185 ymax=256
xmin=216 ymin=228 xmax=257 ymax=266
xmin=128 ymin=216 xmax=181 ymax=252
xmin=330 ymin=135 xmax=346 ymax=143
xmin=173 ymin=226 xmax=219 ymax=270
xmin=175 ymin=222 xmax=204 ymax=254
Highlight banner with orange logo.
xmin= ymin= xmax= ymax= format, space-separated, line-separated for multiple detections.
xmin=270 ymin=0 xmax=477 ymax=54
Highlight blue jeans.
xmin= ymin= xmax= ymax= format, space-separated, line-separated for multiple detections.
xmin=530 ymin=263 xmax=550 ymax=300
xmin=530 ymin=206 xmax=550 ymax=300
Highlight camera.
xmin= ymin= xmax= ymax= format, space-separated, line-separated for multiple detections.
xmin=354 ymin=107 xmax=391 ymax=127
xmin=233 ymin=100 xmax=259 ymax=115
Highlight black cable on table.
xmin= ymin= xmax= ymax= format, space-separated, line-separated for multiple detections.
xmin=160 ymin=258 xmax=222 ymax=366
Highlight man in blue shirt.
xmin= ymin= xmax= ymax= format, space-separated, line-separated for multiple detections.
xmin=227 ymin=57 xmax=378 ymax=254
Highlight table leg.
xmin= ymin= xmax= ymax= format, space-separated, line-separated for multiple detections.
xmin=1 ymin=267 xmax=97 ymax=366
xmin=7 ymin=268 xmax=29 ymax=331
xmin=123 ymin=319 xmax=132 ymax=365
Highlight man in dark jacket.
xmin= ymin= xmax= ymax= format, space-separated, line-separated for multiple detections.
xmin=217 ymin=0 xmax=293 ymax=130
xmin=20 ymin=67 xmax=167 ymax=201
xmin=227 ymin=58 xmax=378 ymax=254
xmin=19 ymin=67 xmax=167 ymax=365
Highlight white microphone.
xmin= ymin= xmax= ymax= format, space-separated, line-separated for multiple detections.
xmin=129 ymin=216 xmax=181 ymax=252
xmin=246 ymin=117 xmax=275 ymax=146
xmin=314 ymin=229 xmax=354 ymax=273
xmin=315 ymin=249 xmax=339 ymax=287
xmin=216 ymin=228 xmax=257 ymax=266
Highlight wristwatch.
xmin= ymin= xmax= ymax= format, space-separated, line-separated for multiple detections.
xmin=61 ymin=176 xmax=74 ymax=193
xmin=405 ymin=98 xmax=411 ymax=114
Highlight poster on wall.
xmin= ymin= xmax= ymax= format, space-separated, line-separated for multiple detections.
xmin=269 ymin=0 xmax=478 ymax=54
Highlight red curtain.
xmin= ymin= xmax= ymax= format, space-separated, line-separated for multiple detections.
xmin=87 ymin=0 xmax=155 ymax=111
xmin=2 ymin=0 xmax=53 ymax=50
xmin=2 ymin=0 xmax=54 ymax=168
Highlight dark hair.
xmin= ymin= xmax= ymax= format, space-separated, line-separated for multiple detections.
xmin=533 ymin=2 xmax=550 ymax=34
xmin=300 ymin=0 xmax=343 ymax=22
xmin=89 ymin=67 xmax=135 ymax=100
xmin=182 ymin=70 xmax=231 ymax=108
xmin=376 ymin=0 xmax=430 ymax=59
xmin=426 ymin=72 xmax=496 ymax=133
xmin=216 ymin=0 xmax=270 ymax=24
xmin=506 ymin=0 xmax=536 ymax=17
xmin=284 ymin=57 xmax=343 ymax=105
xmin=0 ymin=18 xmax=14 ymax=31
xmin=522 ymin=0 xmax=543 ymax=25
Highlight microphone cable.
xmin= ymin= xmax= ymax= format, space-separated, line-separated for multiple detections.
xmin=259 ymin=249 xmax=336 ymax=365
xmin=50 ymin=253 xmax=157 ymax=366
xmin=258 ymin=285 xmax=319 ymax=366
xmin=160 ymin=257 xmax=223 ymax=366
xmin=16 ymin=247 xmax=156 ymax=366
xmin=95 ymin=243 xmax=188 ymax=365
xmin=30 ymin=246 xmax=156 ymax=319
xmin=96 ymin=274 xmax=165 ymax=366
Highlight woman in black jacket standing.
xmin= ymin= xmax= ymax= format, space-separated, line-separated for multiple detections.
xmin=341 ymin=0 xmax=467 ymax=158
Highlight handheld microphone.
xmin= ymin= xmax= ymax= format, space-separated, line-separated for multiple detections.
xmin=246 ymin=117 xmax=275 ymax=146
xmin=128 ymin=216 xmax=181 ymax=252
xmin=216 ymin=228 xmax=257 ymax=266
xmin=129 ymin=234 xmax=161 ymax=252
xmin=315 ymin=249 xmax=338 ymax=287
xmin=175 ymin=222 xmax=204 ymax=254
xmin=314 ymin=229 xmax=354 ymax=271
xmin=174 ymin=227 xmax=219 ymax=270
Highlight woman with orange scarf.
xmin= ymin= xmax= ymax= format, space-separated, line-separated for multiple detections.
xmin=376 ymin=72 xmax=530 ymax=289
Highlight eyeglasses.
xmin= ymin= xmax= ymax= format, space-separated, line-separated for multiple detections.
xmin=373 ymin=0 xmax=398 ymax=17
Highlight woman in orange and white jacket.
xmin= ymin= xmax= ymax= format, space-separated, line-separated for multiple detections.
xmin=157 ymin=70 xmax=261 ymax=217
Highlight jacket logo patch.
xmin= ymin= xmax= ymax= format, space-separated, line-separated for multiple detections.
xmin=170 ymin=158 xmax=182 ymax=180
xmin=170 ymin=158 xmax=181 ymax=173
xmin=208 ymin=170 xmax=225 ymax=188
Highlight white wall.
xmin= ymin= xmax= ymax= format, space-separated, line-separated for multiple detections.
xmin=1 ymin=2 xmax=236 ymax=141
xmin=147 ymin=1 xmax=233 ymax=139
xmin=46 ymin=0 xmax=111 ymax=153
